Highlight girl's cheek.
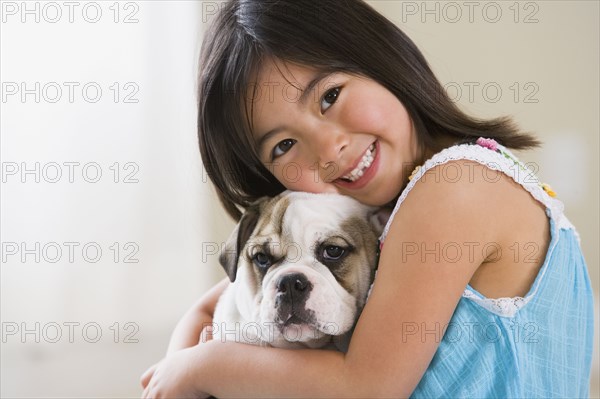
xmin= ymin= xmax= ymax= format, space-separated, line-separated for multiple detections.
xmin=340 ymin=92 xmax=388 ymax=132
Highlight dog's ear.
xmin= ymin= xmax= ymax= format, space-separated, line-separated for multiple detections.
xmin=219 ymin=198 xmax=268 ymax=282
xmin=368 ymin=207 xmax=393 ymax=236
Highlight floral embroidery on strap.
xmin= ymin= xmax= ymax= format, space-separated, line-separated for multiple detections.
xmin=475 ymin=137 xmax=557 ymax=198
xmin=408 ymin=165 xmax=421 ymax=182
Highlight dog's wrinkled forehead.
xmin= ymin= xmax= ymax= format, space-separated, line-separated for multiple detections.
xmin=219 ymin=191 xmax=379 ymax=282
xmin=280 ymin=193 xmax=370 ymax=244
xmin=250 ymin=192 xmax=362 ymax=233
xmin=251 ymin=195 xmax=292 ymax=240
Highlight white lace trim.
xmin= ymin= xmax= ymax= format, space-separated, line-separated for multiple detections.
xmin=379 ymin=142 xmax=576 ymax=318
xmin=462 ymin=289 xmax=532 ymax=318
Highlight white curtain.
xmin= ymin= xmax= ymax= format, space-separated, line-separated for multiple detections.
xmin=1 ymin=1 xmax=232 ymax=396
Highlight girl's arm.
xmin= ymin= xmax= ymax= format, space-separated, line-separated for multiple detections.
xmin=145 ymin=162 xmax=513 ymax=398
xmin=166 ymin=277 xmax=229 ymax=354
xmin=141 ymin=277 xmax=230 ymax=394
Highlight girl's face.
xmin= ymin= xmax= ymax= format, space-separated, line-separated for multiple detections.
xmin=249 ymin=59 xmax=422 ymax=207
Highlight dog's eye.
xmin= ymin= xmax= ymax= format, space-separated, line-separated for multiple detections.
xmin=253 ymin=252 xmax=272 ymax=268
xmin=323 ymin=246 xmax=345 ymax=260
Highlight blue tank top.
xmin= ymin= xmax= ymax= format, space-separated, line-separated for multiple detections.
xmin=378 ymin=139 xmax=594 ymax=398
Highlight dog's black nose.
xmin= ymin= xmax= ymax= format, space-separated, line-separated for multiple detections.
xmin=277 ymin=273 xmax=310 ymax=295
xmin=275 ymin=274 xmax=314 ymax=326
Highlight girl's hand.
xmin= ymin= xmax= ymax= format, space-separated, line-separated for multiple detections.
xmin=140 ymin=279 xmax=227 ymax=398
xmin=141 ymin=345 xmax=210 ymax=399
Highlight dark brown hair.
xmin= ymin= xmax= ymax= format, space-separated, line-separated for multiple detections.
xmin=197 ymin=0 xmax=540 ymax=221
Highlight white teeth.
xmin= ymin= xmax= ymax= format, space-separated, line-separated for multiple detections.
xmin=342 ymin=143 xmax=376 ymax=182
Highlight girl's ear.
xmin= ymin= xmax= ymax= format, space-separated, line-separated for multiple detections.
xmin=218 ymin=197 xmax=269 ymax=282
xmin=368 ymin=207 xmax=393 ymax=236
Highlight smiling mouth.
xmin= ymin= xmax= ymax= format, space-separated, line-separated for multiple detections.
xmin=340 ymin=143 xmax=377 ymax=182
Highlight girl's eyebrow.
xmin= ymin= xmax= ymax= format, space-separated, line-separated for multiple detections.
xmin=256 ymin=71 xmax=333 ymax=152
xmin=256 ymin=127 xmax=284 ymax=154
xmin=298 ymin=71 xmax=332 ymax=105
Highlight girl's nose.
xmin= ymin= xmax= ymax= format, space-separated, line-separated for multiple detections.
xmin=310 ymin=128 xmax=349 ymax=170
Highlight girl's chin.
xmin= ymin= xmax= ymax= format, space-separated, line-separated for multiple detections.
xmin=342 ymin=179 xmax=405 ymax=208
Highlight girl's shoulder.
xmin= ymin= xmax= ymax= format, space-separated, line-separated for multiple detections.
xmin=409 ymin=137 xmax=557 ymax=202
xmin=378 ymin=138 xmax=558 ymax=299
xmin=381 ymin=137 xmax=564 ymax=245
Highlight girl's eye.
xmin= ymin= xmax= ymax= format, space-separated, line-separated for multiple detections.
xmin=320 ymin=87 xmax=341 ymax=113
xmin=272 ymin=139 xmax=296 ymax=159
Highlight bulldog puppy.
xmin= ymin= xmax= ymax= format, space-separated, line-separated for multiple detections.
xmin=212 ymin=191 xmax=383 ymax=352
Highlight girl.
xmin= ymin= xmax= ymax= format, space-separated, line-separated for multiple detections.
xmin=142 ymin=0 xmax=594 ymax=397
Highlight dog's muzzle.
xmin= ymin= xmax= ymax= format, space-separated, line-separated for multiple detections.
xmin=275 ymin=273 xmax=315 ymax=327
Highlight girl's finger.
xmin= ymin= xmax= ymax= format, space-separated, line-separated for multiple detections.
xmin=141 ymin=384 xmax=150 ymax=399
xmin=200 ymin=325 xmax=213 ymax=343
xmin=140 ymin=364 xmax=158 ymax=388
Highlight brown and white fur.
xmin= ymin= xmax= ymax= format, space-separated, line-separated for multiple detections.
xmin=212 ymin=191 xmax=383 ymax=352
